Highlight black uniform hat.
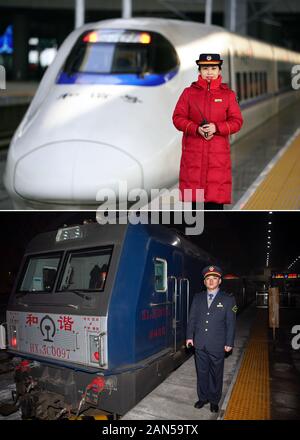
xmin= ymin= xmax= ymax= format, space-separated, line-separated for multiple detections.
xmin=195 ymin=53 xmax=223 ymax=66
xmin=202 ymin=265 xmax=222 ymax=279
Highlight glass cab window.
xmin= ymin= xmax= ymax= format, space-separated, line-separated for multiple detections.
xmin=57 ymin=29 xmax=179 ymax=84
xmin=19 ymin=255 xmax=61 ymax=293
xmin=59 ymin=247 xmax=112 ymax=292
xmin=154 ymin=258 xmax=167 ymax=292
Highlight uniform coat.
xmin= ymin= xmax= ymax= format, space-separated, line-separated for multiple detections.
xmin=186 ymin=289 xmax=237 ymax=404
xmin=186 ymin=289 xmax=236 ymax=352
xmin=172 ymin=75 xmax=243 ymax=204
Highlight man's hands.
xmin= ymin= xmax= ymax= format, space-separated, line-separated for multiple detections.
xmin=198 ymin=123 xmax=216 ymax=140
xmin=186 ymin=341 xmax=232 ymax=352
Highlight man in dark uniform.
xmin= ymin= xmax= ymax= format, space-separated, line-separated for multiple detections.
xmin=186 ymin=265 xmax=237 ymax=413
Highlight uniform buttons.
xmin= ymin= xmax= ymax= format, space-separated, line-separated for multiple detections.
xmin=205 ymin=329 xmax=208 ymax=331
xmin=207 ymin=313 xmax=210 ymax=315
xmin=206 ymin=321 xmax=208 ymax=323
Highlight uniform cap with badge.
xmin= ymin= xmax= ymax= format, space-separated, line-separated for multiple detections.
xmin=195 ymin=53 xmax=223 ymax=66
xmin=202 ymin=265 xmax=222 ymax=279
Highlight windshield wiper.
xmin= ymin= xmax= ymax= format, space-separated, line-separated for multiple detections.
xmin=64 ymin=289 xmax=92 ymax=300
xmin=16 ymin=291 xmax=46 ymax=298
xmin=16 ymin=291 xmax=28 ymax=298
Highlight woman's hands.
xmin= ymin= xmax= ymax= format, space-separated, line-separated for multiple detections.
xmin=198 ymin=123 xmax=216 ymax=140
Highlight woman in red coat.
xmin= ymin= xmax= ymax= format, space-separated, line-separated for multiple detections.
xmin=172 ymin=53 xmax=243 ymax=210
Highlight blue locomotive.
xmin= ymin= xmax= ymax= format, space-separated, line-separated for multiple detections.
xmin=3 ymin=223 xmax=213 ymax=418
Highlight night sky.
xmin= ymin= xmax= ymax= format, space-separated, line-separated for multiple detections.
xmin=0 ymin=211 xmax=299 ymax=294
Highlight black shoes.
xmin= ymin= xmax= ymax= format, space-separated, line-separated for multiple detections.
xmin=194 ymin=400 xmax=208 ymax=409
xmin=194 ymin=401 xmax=219 ymax=412
xmin=210 ymin=403 xmax=219 ymax=413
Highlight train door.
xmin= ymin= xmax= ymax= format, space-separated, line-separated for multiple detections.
xmin=153 ymin=257 xmax=172 ymax=350
xmin=167 ymin=275 xmax=177 ymax=350
xmin=179 ymin=278 xmax=190 ymax=341
xmin=171 ymin=252 xmax=190 ymax=352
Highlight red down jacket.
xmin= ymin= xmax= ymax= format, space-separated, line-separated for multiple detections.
xmin=172 ymin=75 xmax=243 ymax=204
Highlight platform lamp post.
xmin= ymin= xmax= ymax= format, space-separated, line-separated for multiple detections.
xmin=205 ymin=0 xmax=213 ymax=25
xmin=229 ymin=0 xmax=236 ymax=32
xmin=122 ymin=0 xmax=132 ymax=19
xmin=269 ymin=287 xmax=279 ymax=341
xmin=75 ymin=0 xmax=85 ymax=29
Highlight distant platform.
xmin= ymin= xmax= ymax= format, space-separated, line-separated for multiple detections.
xmin=0 ymin=81 xmax=38 ymax=102
xmin=0 ymin=82 xmax=39 ymax=109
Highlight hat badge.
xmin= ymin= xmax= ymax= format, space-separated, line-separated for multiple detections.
xmin=209 ymin=266 xmax=214 ymax=271
xmin=206 ymin=55 xmax=212 ymax=61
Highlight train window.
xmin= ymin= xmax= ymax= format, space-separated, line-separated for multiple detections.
xmin=260 ymin=72 xmax=264 ymax=94
xmin=243 ymin=72 xmax=248 ymax=99
xmin=59 ymin=247 xmax=113 ymax=292
xmin=249 ymin=72 xmax=253 ymax=98
xmin=236 ymin=72 xmax=242 ymax=101
xmin=57 ymin=29 xmax=179 ymax=85
xmin=255 ymin=71 xmax=259 ymax=96
xmin=263 ymin=71 xmax=268 ymax=93
xmin=18 ymin=254 xmax=61 ymax=293
xmin=277 ymin=62 xmax=292 ymax=91
xmin=154 ymin=258 xmax=167 ymax=292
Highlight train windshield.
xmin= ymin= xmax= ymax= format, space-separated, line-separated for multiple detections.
xmin=59 ymin=247 xmax=113 ymax=292
xmin=18 ymin=254 xmax=61 ymax=293
xmin=57 ymin=29 xmax=179 ymax=86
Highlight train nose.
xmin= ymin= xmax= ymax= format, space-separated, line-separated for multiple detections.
xmin=14 ymin=141 xmax=143 ymax=204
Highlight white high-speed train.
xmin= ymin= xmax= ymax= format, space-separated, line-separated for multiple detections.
xmin=4 ymin=18 xmax=300 ymax=209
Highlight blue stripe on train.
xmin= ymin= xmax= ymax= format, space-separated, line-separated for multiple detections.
xmin=56 ymin=69 xmax=178 ymax=86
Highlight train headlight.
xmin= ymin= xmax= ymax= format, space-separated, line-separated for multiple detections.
xmin=82 ymin=29 xmax=151 ymax=45
xmin=83 ymin=31 xmax=98 ymax=43
xmin=139 ymin=32 xmax=151 ymax=44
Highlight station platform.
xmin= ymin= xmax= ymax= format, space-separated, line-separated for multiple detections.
xmin=231 ymin=100 xmax=300 ymax=210
xmin=123 ymin=304 xmax=300 ymax=420
xmin=234 ymin=129 xmax=300 ymax=210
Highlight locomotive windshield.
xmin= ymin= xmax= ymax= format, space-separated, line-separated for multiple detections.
xmin=17 ymin=247 xmax=113 ymax=295
xmin=59 ymin=247 xmax=112 ymax=292
xmin=18 ymin=254 xmax=61 ymax=293
xmin=57 ymin=29 xmax=179 ymax=85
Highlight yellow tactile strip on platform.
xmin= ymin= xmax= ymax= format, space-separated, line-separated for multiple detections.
xmin=223 ymin=311 xmax=270 ymax=420
xmin=242 ymin=133 xmax=300 ymax=210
